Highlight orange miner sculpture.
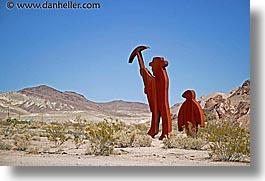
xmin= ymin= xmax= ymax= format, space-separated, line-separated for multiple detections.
xmin=177 ymin=90 xmax=205 ymax=136
xmin=129 ymin=46 xmax=172 ymax=140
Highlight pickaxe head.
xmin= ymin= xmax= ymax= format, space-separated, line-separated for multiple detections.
xmin=128 ymin=45 xmax=150 ymax=69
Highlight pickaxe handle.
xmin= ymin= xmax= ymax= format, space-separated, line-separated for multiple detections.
xmin=136 ymin=52 xmax=145 ymax=69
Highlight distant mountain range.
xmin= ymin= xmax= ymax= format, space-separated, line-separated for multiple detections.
xmin=0 ymin=80 xmax=250 ymax=128
xmin=0 ymin=85 xmax=150 ymax=123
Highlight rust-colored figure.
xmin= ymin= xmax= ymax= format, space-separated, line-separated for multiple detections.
xmin=129 ymin=46 xmax=172 ymax=140
xmin=177 ymin=90 xmax=205 ymax=136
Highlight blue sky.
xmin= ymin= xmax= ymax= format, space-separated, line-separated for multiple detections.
xmin=0 ymin=0 xmax=250 ymax=105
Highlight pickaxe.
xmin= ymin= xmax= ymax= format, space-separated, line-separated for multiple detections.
xmin=128 ymin=45 xmax=153 ymax=98
xmin=128 ymin=45 xmax=150 ymax=69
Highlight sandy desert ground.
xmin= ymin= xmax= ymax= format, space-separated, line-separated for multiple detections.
xmin=0 ymin=139 xmax=249 ymax=166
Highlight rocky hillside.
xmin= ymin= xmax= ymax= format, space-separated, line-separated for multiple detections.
xmin=0 ymin=85 xmax=101 ymax=117
xmin=17 ymin=85 xmax=103 ymax=112
xmin=171 ymin=80 xmax=250 ymax=129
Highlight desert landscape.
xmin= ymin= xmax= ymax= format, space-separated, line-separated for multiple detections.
xmin=0 ymin=80 xmax=250 ymax=166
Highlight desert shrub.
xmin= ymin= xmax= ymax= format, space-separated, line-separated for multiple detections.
xmin=13 ymin=134 xmax=31 ymax=151
xmin=14 ymin=124 xmax=29 ymax=134
xmin=179 ymin=121 xmax=199 ymax=138
xmin=163 ymin=130 xmax=205 ymax=150
xmin=173 ymin=136 xmax=204 ymax=150
xmin=110 ymin=119 xmax=127 ymax=132
xmin=163 ymin=130 xmax=179 ymax=148
xmin=85 ymin=121 xmax=115 ymax=156
xmin=131 ymin=123 xmax=149 ymax=133
xmin=113 ymin=122 xmax=152 ymax=148
xmin=2 ymin=125 xmax=15 ymax=138
xmin=73 ymin=134 xmax=85 ymax=149
xmin=165 ymin=120 xmax=250 ymax=162
xmin=6 ymin=118 xmax=18 ymax=125
xmin=114 ymin=130 xmax=152 ymax=148
xmin=0 ymin=119 xmax=13 ymax=126
xmin=70 ymin=116 xmax=88 ymax=149
xmin=0 ymin=141 xmax=13 ymax=150
xmin=113 ymin=130 xmax=131 ymax=148
xmin=39 ymin=130 xmax=49 ymax=137
xmin=202 ymin=120 xmax=250 ymax=162
xmin=0 ymin=119 xmax=16 ymax=138
xmin=45 ymin=122 xmax=69 ymax=147
xmin=84 ymin=120 xmax=153 ymax=155
xmin=1 ymin=119 xmax=33 ymax=138
xmin=129 ymin=130 xmax=152 ymax=147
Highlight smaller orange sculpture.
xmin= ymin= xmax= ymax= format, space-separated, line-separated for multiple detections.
xmin=177 ymin=90 xmax=205 ymax=136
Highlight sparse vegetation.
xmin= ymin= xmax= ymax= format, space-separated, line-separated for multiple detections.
xmin=85 ymin=120 xmax=115 ymax=156
xmin=13 ymin=134 xmax=31 ymax=151
xmin=0 ymin=119 xmax=16 ymax=138
xmin=163 ymin=119 xmax=250 ymax=162
xmin=202 ymin=120 xmax=250 ymax=162
xmin=163 ymin=130 xmax=205 ymax=150
xmin=68 ymin=116 xmax=87 ymax=149
xmin=113 ymin=122 xmax=152 ymax=148
xmin=0 ymin=141 xmax=13 ymax=150
xmin=0 ymin=116 xmax=153 ymax=157
xmin=129 ymin=130 xmax=152 ymax=147
xmin=0 ymin=115 xmax=250 ymax=163
xmin=44 ymin=122 xmax=69 ymax=148
xmin=84 ymin=119 xmax=152 ymax=156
